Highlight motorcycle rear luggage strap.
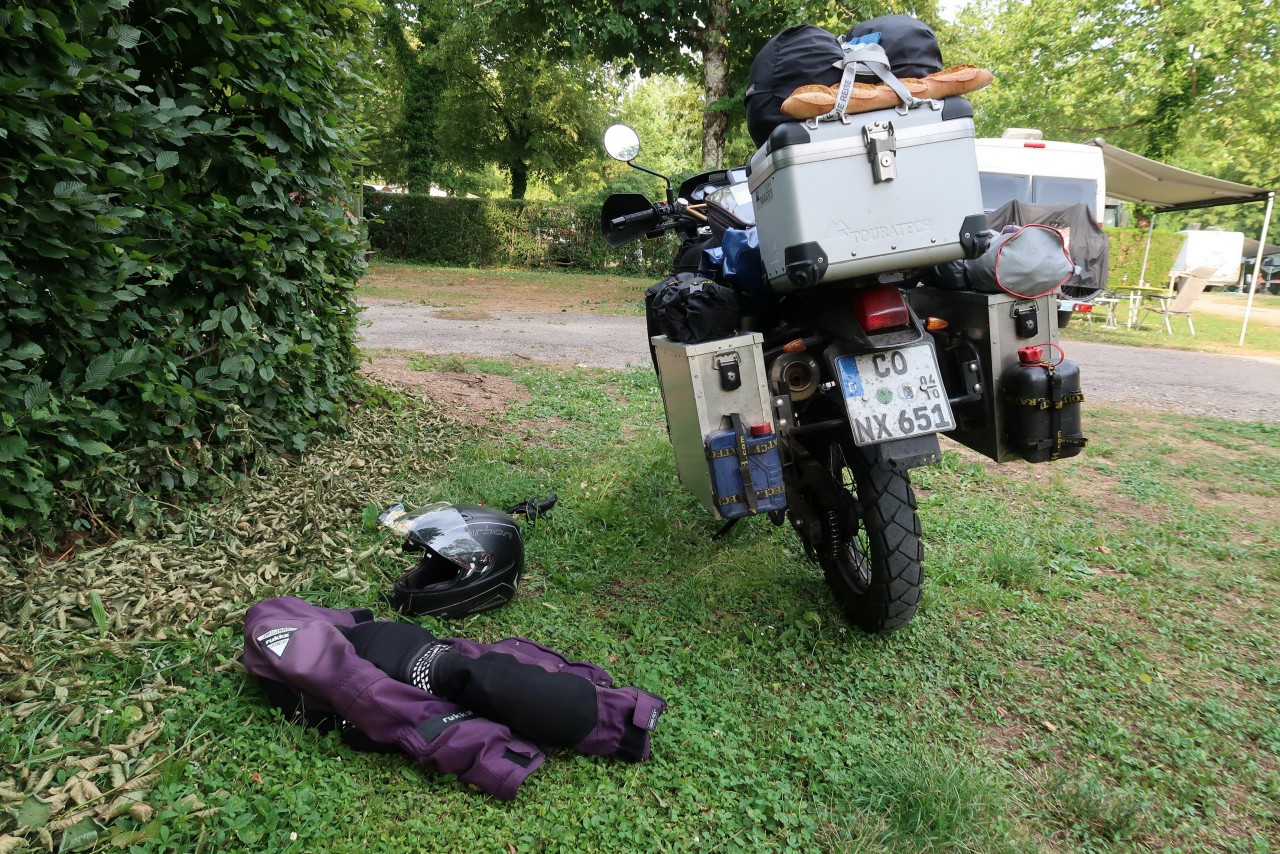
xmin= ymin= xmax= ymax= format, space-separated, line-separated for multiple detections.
xmin=1014 ymin=436 xmax=1087 ymax=450
xmin=705 ymin=439 xmax=778 ymax=459
xmin=730 ymin=413 xmax=758 ymax=514
xmin=1007 ymin=390 xmax=1086 ymax=410
xmin=716 ymin=484 xmax=786 ymax=507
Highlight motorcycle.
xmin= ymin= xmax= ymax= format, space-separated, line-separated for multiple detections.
xmin=600 ymin=124 xmax=970 ymax=634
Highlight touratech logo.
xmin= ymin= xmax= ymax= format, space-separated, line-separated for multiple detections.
xmin=830 ymin=217 xmax=933 ymax=243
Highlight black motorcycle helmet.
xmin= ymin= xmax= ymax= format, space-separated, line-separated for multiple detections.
xmin=386 ymin=503 xmax=523 ymax=619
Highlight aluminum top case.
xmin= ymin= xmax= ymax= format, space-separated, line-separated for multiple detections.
xmin=746 ymin=97 xmax=987 ymax=293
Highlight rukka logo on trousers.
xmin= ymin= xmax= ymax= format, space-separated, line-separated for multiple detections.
xmin=256 ymin=626 xmax=298 ymax=658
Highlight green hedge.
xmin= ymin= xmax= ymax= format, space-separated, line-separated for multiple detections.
xmin=0 ymin=0 xmax=372 ymax=544
xmin=368 ymin=196 xmax=1196 ymax=295
xmin=365 ymin=190 xmax=675 ymax=277
xmin=1105 ymin=226 xmax=1185 ymax=290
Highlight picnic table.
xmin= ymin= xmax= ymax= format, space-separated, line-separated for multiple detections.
xmin=1111 ymin=283 xmax=1171 ymax=328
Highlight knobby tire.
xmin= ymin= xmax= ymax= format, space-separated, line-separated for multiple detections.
xmin=821 ymin=442 xmax=923 ymax=634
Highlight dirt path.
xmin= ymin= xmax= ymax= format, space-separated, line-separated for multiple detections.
xmin=1196 ymin=293 xmax=1280 ymax=322
xmin=358 ymin=299 xmax=1280 ymax=422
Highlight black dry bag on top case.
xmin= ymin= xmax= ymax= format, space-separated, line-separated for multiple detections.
xmin=745 ymin=24 xmax=844 ymax=147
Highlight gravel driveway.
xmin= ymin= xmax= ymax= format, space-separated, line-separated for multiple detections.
xmin=359 ymin=300 xmax=1280 ymax=422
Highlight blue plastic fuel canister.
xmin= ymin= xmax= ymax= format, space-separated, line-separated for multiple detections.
xmin=706 ymin=421 xmax=787 ymax=519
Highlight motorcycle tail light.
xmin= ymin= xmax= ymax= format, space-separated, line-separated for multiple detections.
xmin=852 ymin=285 xmax=911 ymax=332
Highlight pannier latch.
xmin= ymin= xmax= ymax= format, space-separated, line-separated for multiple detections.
xmin=715 ymin=353 xmax=742 ymax=391
xmin=862 ymin=121 xmax=897 ymax=184
xmin=1012 ymin=302 xmax=1040 ymax=338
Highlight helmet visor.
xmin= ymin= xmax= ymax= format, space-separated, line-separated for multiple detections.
xmin=391 ymin=503 xmax=490 ymax=572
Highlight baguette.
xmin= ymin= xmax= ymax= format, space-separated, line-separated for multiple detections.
xmin=791 ymin=84 xmax=836 ymax=96
xmin=917 ymin=65 xmax=994 ymax=99
xmin=779 ymin=64 xmax=993 ymax=120
xmin=781 ymin=86 xmax=836 ymax=119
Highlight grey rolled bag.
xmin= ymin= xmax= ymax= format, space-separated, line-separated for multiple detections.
xmin=985 ymin=199 xmax=1109 ymax=301
xmin=965 ymin=223 xmax=1079 ymax=298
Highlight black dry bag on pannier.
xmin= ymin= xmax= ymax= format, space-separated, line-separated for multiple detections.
xmin=844 ymin=15 xmax=944 ymax=80
xmin=745 ymin=24 xmax=844 ymax=147
xmin=646 ymin=273 xmax=740 ymax=345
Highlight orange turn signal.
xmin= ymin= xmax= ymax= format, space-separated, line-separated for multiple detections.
xmin=782 ymin=338 xmax=807 ymax=353
xmin=925 ymin=317 xmax=949 ymax=331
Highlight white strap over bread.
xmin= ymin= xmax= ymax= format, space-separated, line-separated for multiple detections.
xmin=780 ymin=63 xmax=994 ymax=121
xmin=826 ymin=42 xmax=922 ymax=120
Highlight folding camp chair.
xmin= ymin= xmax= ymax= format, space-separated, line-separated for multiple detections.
xmin=1137 ymin=265 xmax=1217 ymax=335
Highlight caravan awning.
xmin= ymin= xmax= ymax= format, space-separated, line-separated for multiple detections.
xmin=1242 ymin=237 xmax=1280 ymax=258
xmin=1087 ymin=139 xmax=1271 ymax=213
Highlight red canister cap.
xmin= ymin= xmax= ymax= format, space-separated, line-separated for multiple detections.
xmin=749 ymin=423 xmax=773 ymax=437
xmin=1017 ymin=346 xmax=1044 ymax=365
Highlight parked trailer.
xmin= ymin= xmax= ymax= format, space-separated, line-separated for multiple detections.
xmin=1171 ymin=230 xmax=1245 ymax=291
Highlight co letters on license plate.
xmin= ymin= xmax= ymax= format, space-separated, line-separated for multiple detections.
xmin=835 ymin=346 xmax=955 ymax=446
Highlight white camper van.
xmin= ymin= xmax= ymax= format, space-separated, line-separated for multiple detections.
xmin=975 ymin=129 xmax=1109 ymax=323
xmin=974 ymin=129 xmax=1107 ymax=225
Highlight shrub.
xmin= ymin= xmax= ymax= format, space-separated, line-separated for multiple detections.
xmin=0 ymin=0 xmax=374 ymax=545
xmin=1105 ymin=227 xmax=1185 ymax=289
xmin=364 ymin=190 xmax=674 ymax=277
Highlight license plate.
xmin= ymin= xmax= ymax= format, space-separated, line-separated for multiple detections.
xmin=836 ymin=345 xmax=954 ymax=446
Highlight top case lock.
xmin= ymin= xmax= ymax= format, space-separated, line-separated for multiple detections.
xmin=863 ymin=121 xmax=897 ymax=184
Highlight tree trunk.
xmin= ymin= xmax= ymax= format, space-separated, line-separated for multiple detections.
xmin=509 ymin=162 xmax=529 ymax=200
xmin=700 ymin=0 xmax=730 ymax=170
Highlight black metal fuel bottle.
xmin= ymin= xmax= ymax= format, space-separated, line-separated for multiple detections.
xmin=1003 ymin=345 xmax=1087 ymax=462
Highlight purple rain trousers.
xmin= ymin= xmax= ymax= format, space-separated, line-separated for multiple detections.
xmin=242 ymin=596 xmax=666 ymax=800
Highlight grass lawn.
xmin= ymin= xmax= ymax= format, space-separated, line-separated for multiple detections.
xmin=357 ymin=261 xmax=649 ymax=316
xmin=3 ymin=355 xmax=1278 ymax=852
xmin=1062 ymin=292 xmax=1280 ymax=360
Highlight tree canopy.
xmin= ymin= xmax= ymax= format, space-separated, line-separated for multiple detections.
xmin=476 ymin=1 xmax=940 ymax=169
xmin=359 ymin=0 xmax=1277 ymax=230
xmin=945 ymin=0 xmax=1280 ymax=232
xmin=369 ymin=1 xmax=613 ymax=198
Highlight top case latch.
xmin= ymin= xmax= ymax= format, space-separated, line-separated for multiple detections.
xmin=862 ymin=121 xmax=897 ymax=184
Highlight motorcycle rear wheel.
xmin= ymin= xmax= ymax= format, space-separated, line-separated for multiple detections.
xmin=817 ymin=441 xmax=923 ymax=634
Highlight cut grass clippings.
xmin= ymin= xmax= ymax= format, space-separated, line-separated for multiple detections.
xmin=2 ymin=358 xmax=1278 ymax=852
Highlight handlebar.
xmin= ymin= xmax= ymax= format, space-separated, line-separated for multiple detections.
xmin=610 ymin=206 xmax=663 ymax=229
xmin=600 ymin=195 xmax=699 ymax=249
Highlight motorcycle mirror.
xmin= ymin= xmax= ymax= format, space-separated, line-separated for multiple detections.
xmin=604 ymin=124 xmax=641 ymax=162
